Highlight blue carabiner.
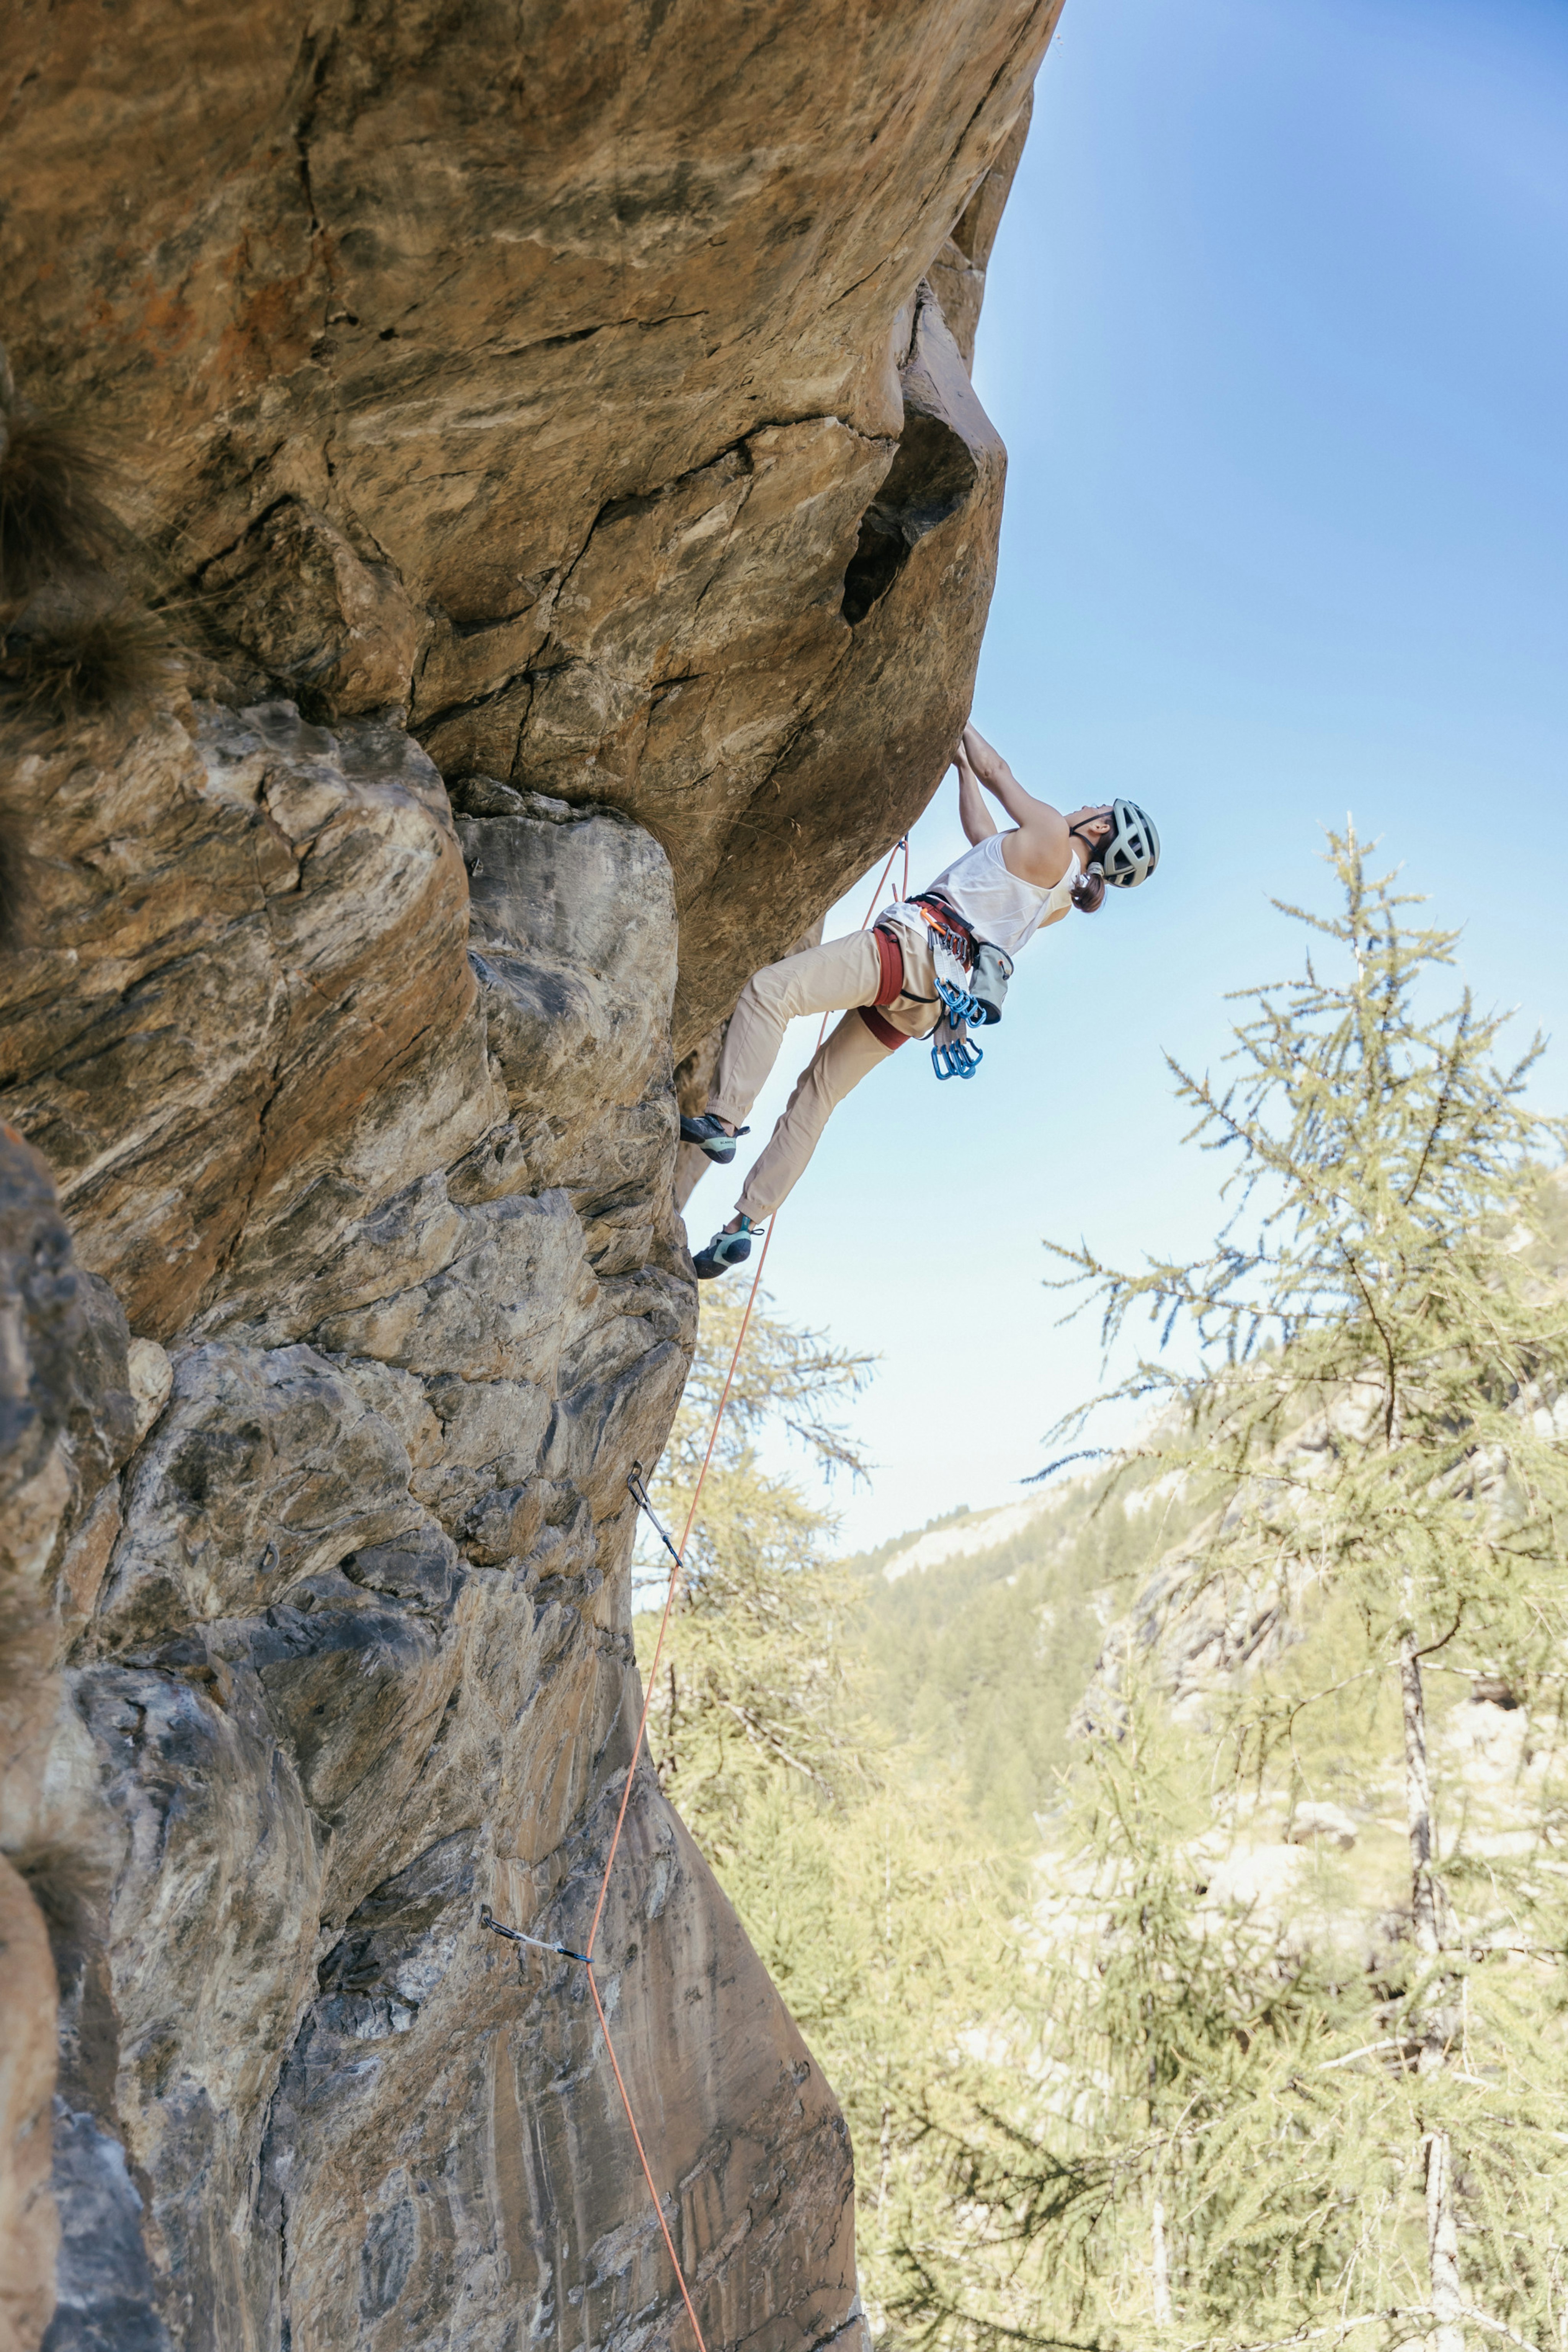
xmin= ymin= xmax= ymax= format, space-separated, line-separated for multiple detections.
xmin=936 ymin=977 xmax=985 ymax=1029
xmin=931 ymin=1031 xmax=983 ymax=1081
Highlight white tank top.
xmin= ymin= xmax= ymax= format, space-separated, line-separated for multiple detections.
xmin=890 ymin=833 xmax=1080 ymax=959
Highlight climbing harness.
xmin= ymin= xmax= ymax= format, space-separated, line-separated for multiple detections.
xmin=911 ymin=892 xmax=976 ymax=969
xmin=910 ymin=895 xmax=1011 ymax=1080
xmin=475 ymin=834 xmax=911 ymax=2352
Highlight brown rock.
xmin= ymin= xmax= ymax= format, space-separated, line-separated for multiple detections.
xmin=199 ymin=501 xmax=430 ymax=719
xmin=927 ymin=95 xmax=1036 ymax=370
xmin=0 ymin=1855 xmax=59 ymax=2352
xmin=0 ymin=3 xmax=1061 ymax=2345
xmin=5 ymin=0 xmax=1060 ymax=1036
xmin=0 ymin=702 xmax=485 ymax=1341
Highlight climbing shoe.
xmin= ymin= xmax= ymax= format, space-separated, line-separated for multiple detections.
xmin=693 ymin=1218 xmax=761 ymax=1280
xmin=680 ymin=1112 xmax=747 ymax=1165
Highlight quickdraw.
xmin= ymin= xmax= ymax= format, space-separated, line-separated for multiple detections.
xmin=919 ymin=905 xmax=987 ymax=1079
xmin=930 ymin=1017 xmax=983 ymax=1080
xmin=479 ymin=1904 xmax=589 ymax=1971
xmin=935 ymin=973 xmax=989 ymax=1029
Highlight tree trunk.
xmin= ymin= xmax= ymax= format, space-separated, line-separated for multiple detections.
xmin=1401 ymin=1630 xmax=1442 ymax=1963
xmin=1401 ymin=1628 xmax=1463 ymax=2352
xmin=1151 ymin=2194 xmax=1172 ymax=2328
xmin=1425 ymin=2129 xmax=1465 ymax=2352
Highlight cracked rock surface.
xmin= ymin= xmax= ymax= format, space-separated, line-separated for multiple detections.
xmin=6 ymin=0 xmax=1057 ymax=1051
xmin=2 ymin=5 xmax=1057 ymax=2348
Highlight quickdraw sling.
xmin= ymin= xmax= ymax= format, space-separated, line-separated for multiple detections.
xmin=910 ymin=896 xmax=1014 ymax=1082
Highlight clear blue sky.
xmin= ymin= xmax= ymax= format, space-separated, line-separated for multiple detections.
xmin=684 ymin=0 xmax=1568 ymax=1554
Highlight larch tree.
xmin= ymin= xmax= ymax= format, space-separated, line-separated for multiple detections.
xmin=636 ymin=1285 xmax=874 ymax=1865
xmin=636 ymin=1289 xmax=1015 ymax=2336
xmin=898 ymin=833 xmax=1568 ymax=2352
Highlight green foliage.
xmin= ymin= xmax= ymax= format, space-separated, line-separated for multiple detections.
xmin=637 ymin=1287 xmax=874 ymax=1869
xmin=635 ymin=1294 xmax=1016 ymax=2320
xmin=846 ymin=1485 xmax=1187 ymax=1854
xmin=891 ymin=1692 xmax=1370 ymax=2350
xmin=1049 ymin=828 xmax=1568 ymax=1704
xmin=645 ymin=833 xmax=1568 ymax=2352
xmin=889 ymin=1679 xmax=1568 ymax=2352
xmin=893 ymin=833 xmax=1568 ymax=2352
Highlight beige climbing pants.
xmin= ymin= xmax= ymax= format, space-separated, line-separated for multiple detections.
xmin=708 ymin=921 xmax=939 ymax=1222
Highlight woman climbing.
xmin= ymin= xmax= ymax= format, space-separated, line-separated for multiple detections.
xmin=681 ymin=721 xmax=1160 ymax=1279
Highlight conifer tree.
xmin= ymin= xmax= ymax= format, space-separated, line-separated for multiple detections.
xmin=898 ymin=833 xmax=1568 ymax=2352
xmin=637 ymin=1287 xmax=874 ymax=1865
xmin=891 ymin=1685 xmax=1374 ymax=2351
xmin=637 ymin=1293 xmax=1015 ymax=2331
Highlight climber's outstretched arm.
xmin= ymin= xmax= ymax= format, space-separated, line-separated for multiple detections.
xmin=955 ymin=737 xmax=999 ymax=844
xmin=960 ymin=722 xmax=1077 ymax=888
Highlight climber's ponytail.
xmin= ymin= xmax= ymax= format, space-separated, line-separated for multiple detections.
xmin=1071 ymin=861 xmax=1107 ymax=915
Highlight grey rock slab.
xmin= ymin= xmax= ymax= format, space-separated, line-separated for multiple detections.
xmin=93 ymin=1344 xmax=423 ymax=1652
xmin=43 ymin=2104 xmax=171 ymax=2352
xmin=309 ymin=1191 xmax=588 ymax=1391
xmin=458 ymin=790 xmax=678 ymax=1157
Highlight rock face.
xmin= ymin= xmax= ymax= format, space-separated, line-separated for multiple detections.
xmin=0 ymin=5 xmax=1058 ymax=2348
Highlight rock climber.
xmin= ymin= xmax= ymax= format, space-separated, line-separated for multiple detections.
xmin=681 ymin=722 xmax=1160 ymax=1279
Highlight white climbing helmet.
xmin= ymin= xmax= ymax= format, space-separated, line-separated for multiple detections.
xmin=1099 ymin=797 xmax=1160 ymax=888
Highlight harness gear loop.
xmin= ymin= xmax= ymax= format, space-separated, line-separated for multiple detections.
xmin=911 ymin=893 xmax=976 ymax=969
xmin=911 ymin=894 xmax=1011 ymax=1070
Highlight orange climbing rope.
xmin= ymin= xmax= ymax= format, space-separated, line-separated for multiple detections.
xmin=488 ymin=833 xmax=913 ymax=2352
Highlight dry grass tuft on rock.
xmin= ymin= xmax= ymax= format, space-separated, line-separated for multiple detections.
xmin=0 ymin=603 xmax=174 ymax=729
xmin=0 ymin=388 xmax=179 ymax=945
xmin=0 ymin=810 xmax=30 ymax=954
xmin=0 ymin=413 xmax=124 ymax=603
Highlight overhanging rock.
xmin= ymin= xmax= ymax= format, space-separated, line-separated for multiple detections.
xmin=0 ymin=3 xmax=1063 ymax=2344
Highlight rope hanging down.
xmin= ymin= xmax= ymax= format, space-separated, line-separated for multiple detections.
xmin=481 ymin=834 xmax=910 ymax=2350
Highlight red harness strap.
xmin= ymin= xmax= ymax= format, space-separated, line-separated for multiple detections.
xmin=871 ymin=924 xmax=904 ymax=1006
xmin=858 ymin=925 xmax=910 ymax=1051
xmin=858 ymin=1007 xmax=907 ymax=1050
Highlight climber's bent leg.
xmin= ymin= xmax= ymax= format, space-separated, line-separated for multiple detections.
xmin=708 ymin=932 xmax=882 ymax=1131
xmin=735 ymin=1009 xmax=893 ymax=1222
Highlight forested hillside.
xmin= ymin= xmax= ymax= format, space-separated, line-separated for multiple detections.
xmin=638 ymin=836 xmax=1568 ymax=2352
xmin=841 ymin=1482 xmax=1179 ymax=1848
